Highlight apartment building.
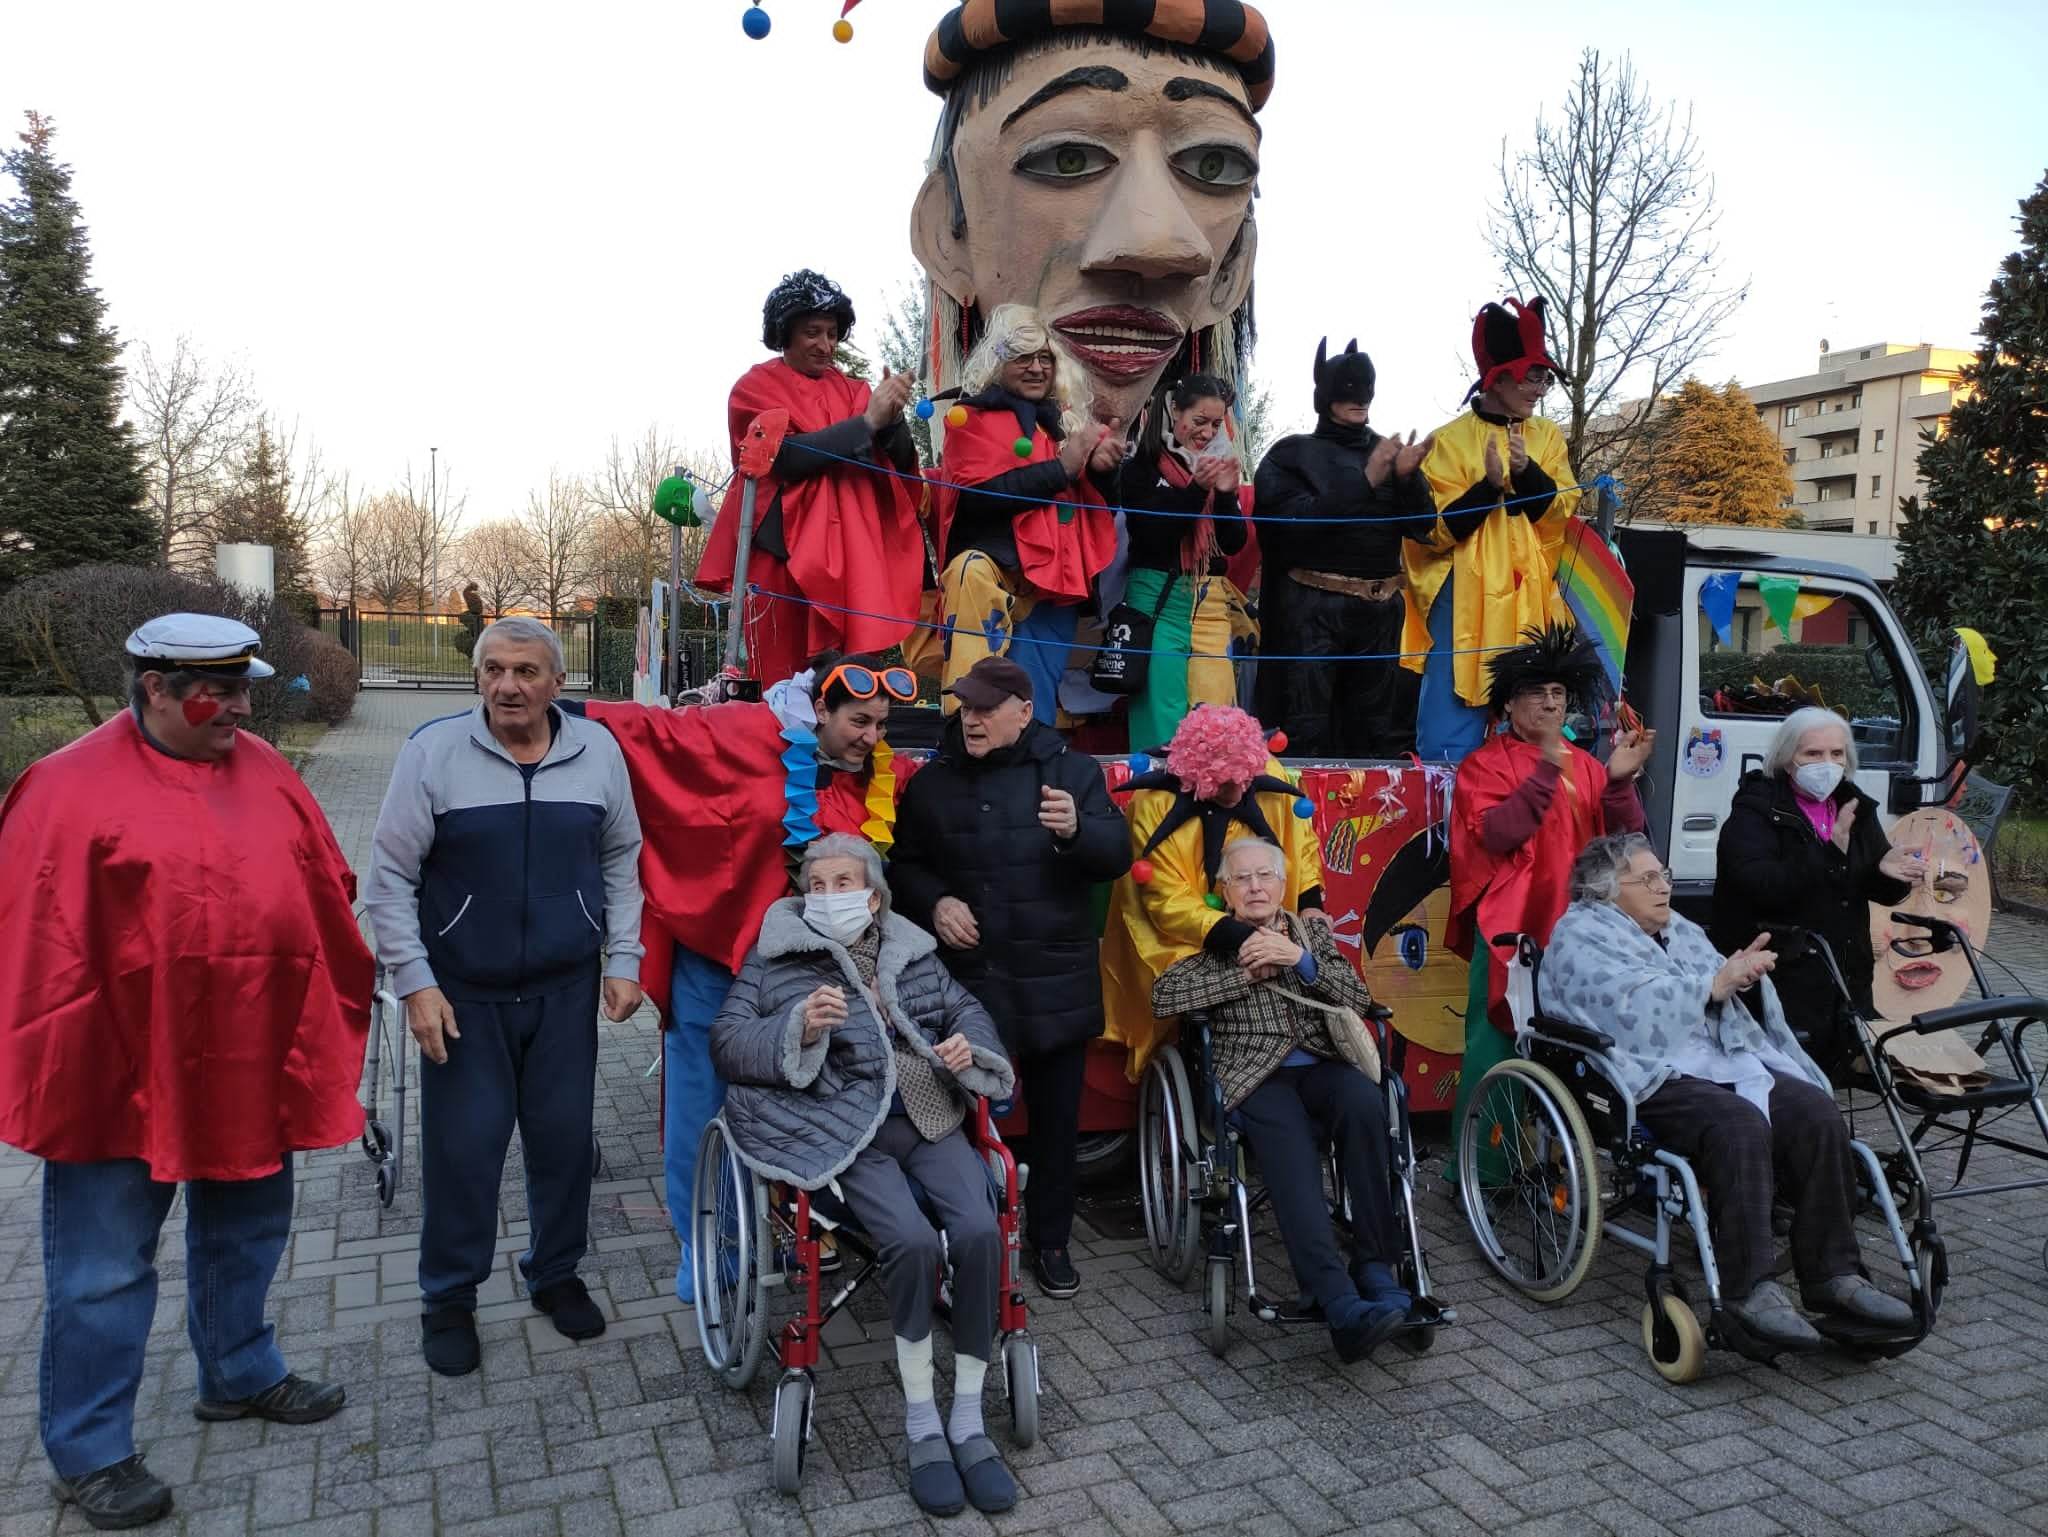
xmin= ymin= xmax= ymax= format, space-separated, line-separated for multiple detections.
xmin=1743 ymin=341 xmax=1972 ymax=534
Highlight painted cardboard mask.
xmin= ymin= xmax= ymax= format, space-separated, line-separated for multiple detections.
xmin=915 ymin=1 xmax=1273 ymax=427
xmin=1869 ymin=808 xmax=1992 ymax=1020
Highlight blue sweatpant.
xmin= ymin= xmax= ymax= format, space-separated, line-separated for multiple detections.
xmin=1416 ymin=570 xmax=1489 ymax=764
xmin=419 ymin=978 xmax=599 ymax=1310
xmin=666 ymin=945 xmax=732 ymax=1302
xmin=1012 ymin=601 xmax=1078 ymax=725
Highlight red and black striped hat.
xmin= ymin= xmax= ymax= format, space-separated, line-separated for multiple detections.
xmin=924 ymin=0 xmax=1275 ymax=112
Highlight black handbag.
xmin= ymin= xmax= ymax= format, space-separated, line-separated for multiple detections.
xmin=1090 ymin=575 xmax=1176 ymax=697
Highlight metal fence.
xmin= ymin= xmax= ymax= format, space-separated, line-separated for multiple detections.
xmin=318 ymin=609 xmax=597 ymax=690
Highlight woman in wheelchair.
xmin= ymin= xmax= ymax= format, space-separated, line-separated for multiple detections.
xmin=1151 ymin=837 xmax=1412 ymax=1363
xmin=710 ymin=835 xmax=1021 ymax=1517
xmin=1544 ymin=834 xmax=1914 ymax=1350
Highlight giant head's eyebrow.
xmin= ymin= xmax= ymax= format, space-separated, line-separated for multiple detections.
xmin=1164 ymin=76 xmax=1260 ymax=137
xmin=1001 ymin=65 xmax=1130 ymax=132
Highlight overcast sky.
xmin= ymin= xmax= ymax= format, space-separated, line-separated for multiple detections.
xmin=6 ymin=0 xmax=2044 ymax=527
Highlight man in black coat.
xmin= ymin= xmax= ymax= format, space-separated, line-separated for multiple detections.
xmin=1252 ymin=339 xmax=1438 ymax=758
xmin=889 ymin=657 xmax=1131 ymax=1299
xmin=1711 ymin=724 xmax=1923 ymax=1075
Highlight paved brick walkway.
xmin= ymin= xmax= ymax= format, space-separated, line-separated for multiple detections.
xmin=4 ymin=690 xmax=2047 ymax=1535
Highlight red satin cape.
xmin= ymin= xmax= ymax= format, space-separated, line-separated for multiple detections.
xmin=937 ymin=407 xmax=1115 ymax=601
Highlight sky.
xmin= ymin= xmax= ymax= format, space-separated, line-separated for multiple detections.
xmin=5 ymin=0 xmax=2046 ymax=529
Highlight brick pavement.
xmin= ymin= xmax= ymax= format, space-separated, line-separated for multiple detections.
xmin=2 ymin=689 xmax=2047 ymax=1535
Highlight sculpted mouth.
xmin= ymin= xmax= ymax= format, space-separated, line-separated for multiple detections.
xmin=1892 ymin=961 xmax=1945 ymax=991
xmin=1053 ymin=306 xmax=1184 ymax=380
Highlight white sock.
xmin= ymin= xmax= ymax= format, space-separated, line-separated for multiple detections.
xmin=948 ymin=1355 xmax=989 ymax=1444
xmin=896 ymin=1335 xmax=941 ymax=1441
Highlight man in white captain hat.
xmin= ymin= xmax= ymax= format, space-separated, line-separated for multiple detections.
xmin=0 ymin=612 xmax=374 ymax=1531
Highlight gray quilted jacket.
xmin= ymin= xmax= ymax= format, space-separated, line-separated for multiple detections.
xmin=709 ymin=899 xmax=1016 ymax=1189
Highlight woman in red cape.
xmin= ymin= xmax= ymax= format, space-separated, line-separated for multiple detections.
xmin=934 ymin=304 xmax=1121 ymax=722
xmin=1444 ymin=624 xmax=1654 ymax=1174
xmin=696 ymin=269 xmax=925 ymax=685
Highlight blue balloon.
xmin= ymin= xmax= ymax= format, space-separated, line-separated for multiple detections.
xmin=915 ymin=398 xmax=935 ymax=420
xmin=1125 ymin=753 xmax=1152 ymax=774
xmin=1293 ymin=796 xmax=1315 ymax=819
xmin=741 ymin=5 xmax=771 ymax=39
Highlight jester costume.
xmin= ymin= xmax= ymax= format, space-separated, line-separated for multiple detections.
xmin=695 ymin=270 xmax=925 ymax=685
xmin=1100 ymin=708 xmax=1323 ymax=1079
xmin=1444 ymin=626 xmax=1643 ymax=1165
xmin=573 ymin=683 xmax=915 ymax=1297
xmin=935 ymin=394 xmax=1115 ymax=722
xmin=1404 ymin=299 xmax=1580 ymax=763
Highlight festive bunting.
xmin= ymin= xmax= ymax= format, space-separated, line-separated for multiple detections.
xmin=1699 ymin=570 xmax=1739 ymax=646
xmin=1757 ymin=573 xmax=1803 ymax=636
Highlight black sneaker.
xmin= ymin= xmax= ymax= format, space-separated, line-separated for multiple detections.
xmin=50 ymin=1453 xmax=173 ymax=1530
xmin=194 ymin=1372 xmax=346 ymax=1425
xmin=1032 ymin=1247 xmax=1080 ymax=1299
xmin=421 ymin=1307 xmax=481 ymax=1376
xmin=532 ymin=1276 xmax=607 ymax=1340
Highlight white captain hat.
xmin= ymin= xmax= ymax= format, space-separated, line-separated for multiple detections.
xmin=123 ymin=613 xmax=277 ymax=679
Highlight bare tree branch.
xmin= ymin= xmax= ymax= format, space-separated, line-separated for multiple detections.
xmin=128 ymin=337 xmax=252 ymax=569
xmin=520 ymin=471 xmax=596 ymax=619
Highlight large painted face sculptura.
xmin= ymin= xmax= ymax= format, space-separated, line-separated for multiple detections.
xmin=1869 ymin=807 xmax=1991 ymax=1020
xmin=916 ymin=2 xmax=1273 ymax=426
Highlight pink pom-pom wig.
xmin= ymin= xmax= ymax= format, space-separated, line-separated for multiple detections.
xmin=1163 ymin=706 xmax=1270 ymax=802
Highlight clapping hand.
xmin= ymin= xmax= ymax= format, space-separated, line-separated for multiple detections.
xmin=1711 ymin=934 xmax=1776 ymax=1002
xmin=1087 ymin=418 xmax=1125 ymax=476
xmin=1606 ymin=727 xmax=1656 ymax=783
xmin=1484 ymin=435 xmax=1507 ymax=489
xmin=801 ymin=984 xmax=848 ymax=1045
xmin=1831 ymin=798 xmax=1859 ymax=853
xmin=1507 ymin=423 xmax=1529 ymax=475
xmin=1057 ymin=425 xmax=1094 ymax=479
xmin=1366 ymin=434 xmax=1401 ymax=489
xmin=1393 ymin=430 xmax=1435 ymax=478
xmin=864 ymin=368 xmax=915 ymax=431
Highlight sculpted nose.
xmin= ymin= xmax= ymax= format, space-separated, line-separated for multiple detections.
xmin=1080 ymin=141 xmax=1211 ymax=283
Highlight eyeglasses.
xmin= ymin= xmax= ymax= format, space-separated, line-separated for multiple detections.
xmin=1009 ymin=350 xmax=1056 ymax=370
xmin=1523 ymin=368 xmax=1556 ymax=392
xmin=1619 ymin=868 xmax=1674 ymax=891
xmin=819 ymin=663 xmax=917 ymax=704
xmin=1220 ymin=868 xmax=1284 ymax=888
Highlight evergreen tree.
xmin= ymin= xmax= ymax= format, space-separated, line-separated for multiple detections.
xmin=214 ymin=419 xmax=311 ymax=599
xmin=0 ymin=112 xmax=151 ymax=592
xmin=1894 ymin=170 xmax=2048 ymax=788
xmin=1639 ymin=378 xmax=1795 ymax=526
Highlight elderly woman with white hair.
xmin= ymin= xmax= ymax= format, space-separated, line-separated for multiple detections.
xmin=1711 ymin=706 xmax=1927 ymax=1072
xmin=710 ymin=835 xmax=1019 ymax=1517
xmin=1545 ymin=833 xmax=1913 ymax=1350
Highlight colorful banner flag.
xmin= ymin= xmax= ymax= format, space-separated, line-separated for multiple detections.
xmin=1699 ymin=570 xmax=1739 ymax=646
xmin=1757 ymin=572 xmax=1804 ymax=635
xmin=1556 ymin=518 xmax=1635 ymax=697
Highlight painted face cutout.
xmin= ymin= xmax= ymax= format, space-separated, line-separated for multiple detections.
xmin=1869 ymin=808 xmax=1991 ymax=1020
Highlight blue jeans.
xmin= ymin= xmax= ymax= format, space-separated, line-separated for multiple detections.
xmin=665 ymin=945 xmax=732 ymax=1302
xmin=41 ymin=1158 xmax=293 ymax=1478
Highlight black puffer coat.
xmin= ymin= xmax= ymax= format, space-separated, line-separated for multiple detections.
xmin=709 ymin=900 xmax=1013 ymax=1190
xmin=889 ymin=717 xmax=1131 ymax=1055
xmin=1711 ymin=769 xmax=1913 ymax=1067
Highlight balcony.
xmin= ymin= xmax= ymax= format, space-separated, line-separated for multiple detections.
xmin=1794 ymin=454 xmax=1861 ymax=483
xmin=1792 ymin=406 xmax=1861 ymax=438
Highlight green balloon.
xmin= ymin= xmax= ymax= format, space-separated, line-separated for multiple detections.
xmin=653 ymin=475 xmax=700 ymax=528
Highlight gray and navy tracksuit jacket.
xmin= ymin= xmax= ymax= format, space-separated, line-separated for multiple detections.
xmin=365 ymin=703 xmax=644 ymax=1003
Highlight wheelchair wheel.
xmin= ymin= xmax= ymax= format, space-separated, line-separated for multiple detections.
xmin=1138 ymin=1047 xmax=1201 ymax=1284
xmin=1642 ymin=1295 xmax=1706 ymax=1384
xmin=1003 ymin=1334 xmax=1041 ymax=1448
xmin=692 ymin=1120 xmax=770 ymax=1389
xmin=1459 ymin=1058 xmax=1601 ymax=1301
xmin=771 ymin=1371 xmax=813 ymax=1494
xmin=1204 ymin=1256 xmax=1231 ymax=1357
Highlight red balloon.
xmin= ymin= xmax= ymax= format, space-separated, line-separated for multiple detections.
xmin=1267 ymin=731 xmax=1288 ymax=753
xmin=1131 ymin=859 xmax=1154 ymax=885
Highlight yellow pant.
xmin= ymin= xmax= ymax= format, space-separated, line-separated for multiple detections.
xmin=1186 ymin=576 xmax=1256 ymax=711
xmin=937 ymin=550 xmax=1036 ymax=713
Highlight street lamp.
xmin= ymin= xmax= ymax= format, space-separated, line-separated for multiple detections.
xmin=430 ymin=446 xmax=440 ymax=664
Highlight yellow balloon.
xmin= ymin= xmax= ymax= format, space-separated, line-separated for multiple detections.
xmin=945 ymin=405 xmax=969 ymax=429
xmin=832 ymin=18 xmax=853 ymax=41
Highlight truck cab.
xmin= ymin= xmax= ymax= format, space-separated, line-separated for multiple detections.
xmin=1614 ymin=525 xmax=1947 ymax=926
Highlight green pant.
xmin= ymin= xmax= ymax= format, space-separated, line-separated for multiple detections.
xmin=1123 ymin=568 xmax=1194 ymax=752
xmin=1445 ymin=949 xmax=1511 ymax=1186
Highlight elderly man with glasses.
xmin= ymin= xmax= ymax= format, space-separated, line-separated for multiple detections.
xmin=1403 ymin=297 xmax=1583 ymax=763
xmin=1543 ymin=833 xmax=1914 ymax=1349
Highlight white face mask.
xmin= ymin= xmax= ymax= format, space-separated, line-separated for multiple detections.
xmin=1792 ymin=761 xmax=1845 ymax=801
xmin=804 ymin=889 xmax=873 ymax=945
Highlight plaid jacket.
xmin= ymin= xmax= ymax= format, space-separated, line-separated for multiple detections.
xmin=1150 ymin=912 xmax=1375 ymax=1110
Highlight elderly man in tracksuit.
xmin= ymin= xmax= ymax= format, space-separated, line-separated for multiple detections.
xmin=366 ymin=617 xmax=645 ymax=1377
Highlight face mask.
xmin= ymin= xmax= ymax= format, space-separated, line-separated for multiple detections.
xmin=804 ymin=889 xmax=873 ymax=945
xmin=1792 ymin=761 xmax=1845 ymax=801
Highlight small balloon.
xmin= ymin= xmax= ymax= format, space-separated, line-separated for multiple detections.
xmin=1267 ymin=730 xmax=1288 ymax=754
xmin=945 ymin=405 xmax=969 ymax=428
xmin=742 ymin=5 xmax=771 ymax=39
xmin=915 ymin=398 xmax=935 ymax=420
xmin=1125 ymin=753 xmax=1151 ymax=774
xmin=1562 ymin=724 xmax=1578 ymax=742
xmin=1131 ymin=859 xmax=1154 ymax=885
xmin=1204 ymin=892 xmax=1225 ymax=911
xmin=831 ymin=17 xmax=853 ymax=41
xmin=1013 ymin=436 xmax=1034 ymax=459
xmin=1293 ymin=796 xmax=1315 ymax=819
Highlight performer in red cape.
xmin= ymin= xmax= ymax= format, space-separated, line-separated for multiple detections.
xmin=934 ymin=303 xmax=1120 ymax=721
xmin=696 ymin=269 xmax=925 ymax=684
xmin=1445 ymin=624 xmax=1654 ymax=1167
xmin=0 ymin=614 xmax=368 ymax=1528
xmin=567 ymin=652 xmax=921 ymax=1301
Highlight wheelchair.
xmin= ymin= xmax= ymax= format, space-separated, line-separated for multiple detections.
xmin=690 ymin=1099 xmax=1040 ymax=1494
xmin=1457 ymin=930 xmax=1932 ymax=1384
xmin=1136 ymin=1005 xmax=1455 ymax=1356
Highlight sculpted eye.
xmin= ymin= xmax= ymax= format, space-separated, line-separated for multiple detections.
xmin=1016 ymin=142 xmax=1116 ymax=180
xmin=1172 ymin=144 xmax=1257 ymax=188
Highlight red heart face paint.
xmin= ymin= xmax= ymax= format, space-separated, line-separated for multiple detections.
xmin=181 ymin=694 xmax=225 ymax=727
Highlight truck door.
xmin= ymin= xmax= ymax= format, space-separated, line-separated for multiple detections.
xmin=1669 ymin=567 xmax=1939 ymax=888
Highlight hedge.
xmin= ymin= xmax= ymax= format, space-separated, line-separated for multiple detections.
xmin=1699 ymin=642 xmax=1899 ymax=720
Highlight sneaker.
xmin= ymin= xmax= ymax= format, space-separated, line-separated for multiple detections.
xmin=532 ymin=1276 xmax=607 ymax=1340
xmin=1031 ymin=1246 xmax=1080 ymax=1299
xmin=421 ymin=1306 xmax=481 ymax=1376
xmin=49 ymin=1453 xmax=173 ymax=1530
xmin=1724 ymin=1280 xmax=1824 ymax=1351
xmin=1803 ymin=1273 xmax=1914 ymax=1330
xmin=194 ymin=1373 xmax=345 ymax=1424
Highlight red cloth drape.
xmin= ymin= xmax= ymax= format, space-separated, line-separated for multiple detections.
xmin=938 ymin=406 xmax=1115 ymax=601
